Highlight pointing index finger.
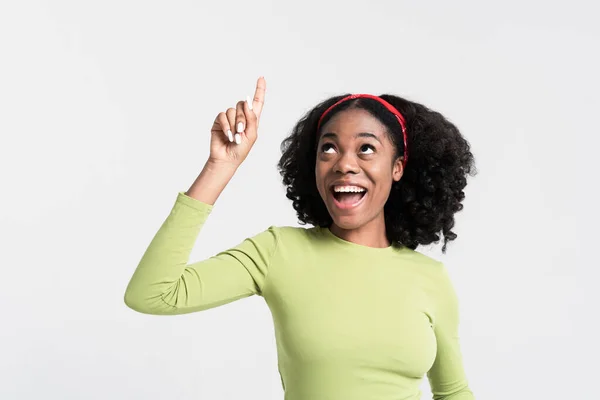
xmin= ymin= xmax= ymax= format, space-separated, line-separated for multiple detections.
xmin=251 ymin=76 xmax=266 ymax=118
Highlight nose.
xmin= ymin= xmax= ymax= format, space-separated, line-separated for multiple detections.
xmin=333 ymin=152 xmax=360 ymax=175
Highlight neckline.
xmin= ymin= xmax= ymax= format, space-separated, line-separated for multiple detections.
xmin=321 ymin=226 xmax=399 ymax=254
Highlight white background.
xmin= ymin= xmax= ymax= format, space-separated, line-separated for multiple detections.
xmin=1 ymin=1 xmax=598 ymax=399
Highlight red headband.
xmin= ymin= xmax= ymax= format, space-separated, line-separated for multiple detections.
xmin=317 ymin=94 xmax=408 ymax=168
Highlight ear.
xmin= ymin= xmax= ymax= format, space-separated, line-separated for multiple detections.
xmin=392 ymin=157 xmax=403 ymax=181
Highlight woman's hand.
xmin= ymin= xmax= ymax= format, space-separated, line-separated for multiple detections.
xmin=208 ymin=77 xmax=266 ymax=168
xmin=185 ymin=77 xmax=266 ymax=205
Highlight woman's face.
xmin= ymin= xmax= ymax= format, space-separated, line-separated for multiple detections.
xmin=315 ymin=108 xmax=404 ymax=231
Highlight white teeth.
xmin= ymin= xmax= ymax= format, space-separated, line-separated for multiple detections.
xmin=333 ymin=185 xmax=366 ymax=193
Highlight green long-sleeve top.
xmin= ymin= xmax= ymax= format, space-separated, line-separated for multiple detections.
xmin=124 ymin=191 xmax=474 ymax=400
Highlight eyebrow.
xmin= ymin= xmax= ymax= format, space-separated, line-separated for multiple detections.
xmin=321 ymin=132 xmax=382 ymax=144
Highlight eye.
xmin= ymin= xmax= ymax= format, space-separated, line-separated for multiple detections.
xmin=321 ymin=143 xmax=337 ymax=154
xmin=359 ymin=144 xmax=375 ymax=154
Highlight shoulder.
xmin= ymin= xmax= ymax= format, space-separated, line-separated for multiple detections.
xmin=401 ymin=248 xmax=441 ymax=265
xmin=239 ymin=225 xmax=322 ymax=254
xmin=264 ymin=224 xmax=323 ymax=244
xmin=398 ymin=250 xmax=456 ymax=298
xmin=394 ymin=247 xmax=444 ymax=274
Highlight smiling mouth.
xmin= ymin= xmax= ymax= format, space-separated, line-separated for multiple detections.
xmin=330 ymin=185 xmax=367 ymax=209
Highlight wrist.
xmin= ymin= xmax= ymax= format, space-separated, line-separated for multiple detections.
xmin=184 ymin=160 xmax=238 ymax=205
xmin=204 ymin=158 xmax=239 ymax=175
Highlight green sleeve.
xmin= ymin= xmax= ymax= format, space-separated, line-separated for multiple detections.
xmin=427 ymin=264 xmax=475 ymax=400
xmin=124 ymin=191 xmax=278 ymax=315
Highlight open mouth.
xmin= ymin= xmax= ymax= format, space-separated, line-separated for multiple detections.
xmin=331 ymin=185 xmax=367 ymax=208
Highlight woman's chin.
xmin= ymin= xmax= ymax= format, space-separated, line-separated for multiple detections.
xmin=330 ymin=216 xmax=365 ymax=231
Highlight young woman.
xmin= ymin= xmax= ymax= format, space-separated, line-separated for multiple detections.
xmin=125 ymin=77 xmax=477 ymax=399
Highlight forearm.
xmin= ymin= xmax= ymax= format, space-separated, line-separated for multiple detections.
xmin=124 ymin=190 xmax=275 ymax=315
xmin=124 ymin=192 xmax=214 ymax=314
xmin=125 ymin=161 xmax=236 ymax=314
xmin=185 ymin=160 xmax=238 ymax=205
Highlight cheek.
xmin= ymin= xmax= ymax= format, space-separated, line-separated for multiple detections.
xmin=367 ymin=164 xmax=391 ymax=181
xmin=367 ymin=166 xmax=394 ymax=196
xmin=315 ymin=162 xmax=327 ymax=191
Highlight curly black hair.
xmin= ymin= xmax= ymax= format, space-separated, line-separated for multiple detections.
xmin=277 ymin=94 xmax=477 ymax=253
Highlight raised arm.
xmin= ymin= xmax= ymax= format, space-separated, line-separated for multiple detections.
xmin=124 ymin=77 xmax=272 ymax=315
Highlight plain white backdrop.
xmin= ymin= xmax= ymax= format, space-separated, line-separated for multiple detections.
xmin=1 ymin=1 xmax=598 ymax=399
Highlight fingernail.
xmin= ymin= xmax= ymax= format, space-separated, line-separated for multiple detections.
xmin=227 ymin=129 xmax=233 ymax=142
xmin=237 ymin=122 xmax=244 ymax=133
xmin=234 ymin=133 xmax=241 ymax=144
xmin=246 ymin=95 xmax=253 ymax=110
